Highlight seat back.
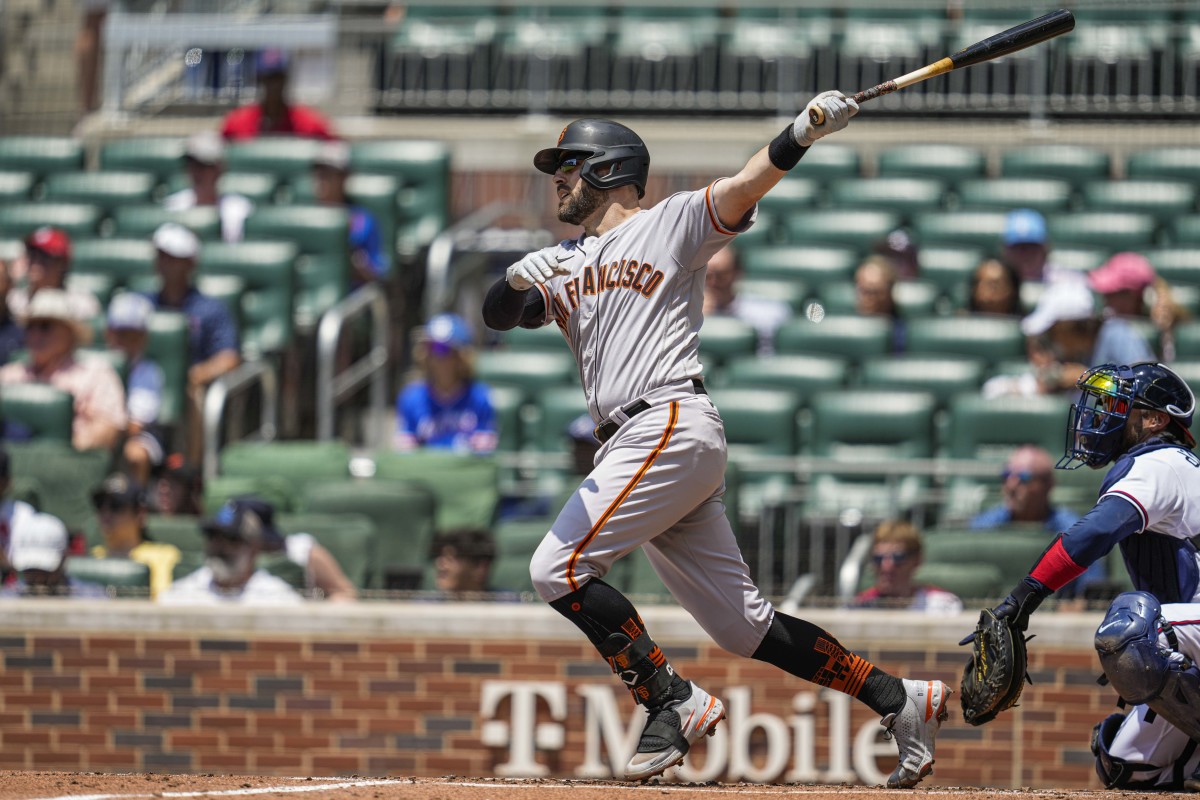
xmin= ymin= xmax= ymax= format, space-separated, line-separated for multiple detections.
xmin=774 ymin=315 xmax=891 ymax=366
xmin=809 ymin=390 xmax=936 ymax=459
xmin=372 ymin=451 xmax=499 ymax=531
xmin=144 ymin=514 xmax=205 ymax=553
xmin=877 ymin=145 xmax=986 ymax=182
xmin=145 ymin=312 xmax=188 ymax=426
xmin=708 ymin=388 xmax=802 ymax=454
xmin=220 ymin=441 xmax=352 ymax=496
xmin=699 ymin=316 xmax=757 ymax=369
xmin=199 ymin=241 xmax=297 ymax=357
xmin=0 ymin=203 xmax=104 ymax=240
xmin=72 ymin=238 xmax=156 ymax=289
xmin=1000 ymin=144 xmax=1111 ymax=186
xmin=243 ymin=205 xmax=349 ymax=328
xmin=99 ymin=137 xmax=188 ymax=183
xmin=112 ymin=205 xmax=222 ymax=241
xmin=1048 ymin=212 xmax=1158 ymax=250
xmin=225 ymin=139 xmax=323 ymax=183
xmin=718 ymin=354 xmax=848 ymax=404
xmin=7 ymin=442 xmax=111 ymax=533
xmin=0 ymin=383 xmax=74 ymax=444
xmin=276 ymin=511 xmax=378 ymax=591
xmin=0 ymin=137 xmax=85 ymax=181
xmin=43 ymin=171 xmax=159 ymax=215
xmin=955 ymin=178 xmax=1073 ymax=214
xmin=65 ymin=556 xmax=150 ymax=593
xmin=948 ymin=394 xmax=1068 ymax=460
xmin=859 ymin=355 xmax=986 ymax=409
xmin=923 ymin=529 xmax=1049 ymax=590
xmin=351 ymin=140 xmax=450 ymax=255
xmin=906 ymin=316 xmax=1025 ymax=368
xmin=781 ymin=210 xmax=901 ymax=251
xmin=474 ymin=350 xmax=577 ymax=403
xmin=742 ymin=245 xmax=858 ymax=283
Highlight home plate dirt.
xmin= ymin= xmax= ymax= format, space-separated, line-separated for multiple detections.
xmin=0 ymin=774 xmax=1196 ymax=800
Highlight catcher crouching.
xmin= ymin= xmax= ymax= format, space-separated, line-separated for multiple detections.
xmin=959 ymin=362 xmax=1200 ymax=790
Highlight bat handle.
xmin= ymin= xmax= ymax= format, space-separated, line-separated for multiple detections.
xmin=807 ymin=85 xmax=889 ymax=126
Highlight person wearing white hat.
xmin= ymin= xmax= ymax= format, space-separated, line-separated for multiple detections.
xmin=163 ymin=131 xmax=254 ymax=243
xmin=149 ymin=223 xmax=240 ymax=461
xmin=0 ymin=289 xmax=127 ymax=451
xmin=0 ymin=512 xmax=106 ymax=598
xmin=105 ymin=293 xmax=166 ymax=483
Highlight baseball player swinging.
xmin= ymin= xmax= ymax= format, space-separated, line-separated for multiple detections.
xmin=960 ymin=362 xmax=1200 ymax=790
xmin=482 ymin=93 xmax=950 ymax=787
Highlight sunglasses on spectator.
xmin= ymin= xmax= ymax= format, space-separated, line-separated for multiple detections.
xmin=94 ymin=497 xmax=136 ymax=513
xmin=872 ymin=551 xmax=912 ymax=567
xmin=1001 ymin=469 xmax=1046 ymax=483
xmin=558 ymin=156 xmax=582 ymax=175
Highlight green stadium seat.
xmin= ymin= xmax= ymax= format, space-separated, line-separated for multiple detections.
xmin=220 ymin=441 xmax=352 ymax=496
xmin=906 ymin=316 xmax=1025 ymax=367
xmin=300 ymin=478 xmax=437 ymax=590
xmin=111 ymin=205 xmax=222 ymax=241
xmin=954 ymin=178 xmax=1074 ymax=214
xmin=698 ymin=316 xmax=757 ymax=369
xmin=0 ymin=137 xmax=85 ymax=180
xmin=1172 ymin=322 xmax=1200 ymax=360
xmin=500 ymin=324 xmax=567 ymax=353
xmin=145 ymin=311 xmax=188 ymax=427
xmin=1000 ymin=145 xmax=1111 ymax=186
xmin=716 ymin=354 xmax=849 ymax=403
xmin=372 ymin=450 xmax=499 ymax=531
xmin=781 ymin=210 xmax=902 ymax=251
xmin=65 ymin=556 xmax=150 ymax=592
xmin=199 ymin=240 xmax=297 ymax=357
xmin=71 ymin=238 xmax=155 ymax=289
xmin=757 ymin=178 xmax=820 ymax=217
xmin=1127 ymin=147 xmax=1200 ymax=183
xmin=242 ymin=206 xmax=349 ymax=329
xmin=859 ymin=355 xmax=986 ymax=409
xmin=276 ymin=511 xmax=378 ymax=591
xmin=877 ymin=146 xmax=986 ymax=183
xmin=351 ymin=140 xmax=451 ymax=256
xmin=489 ymin=384 xmax=524 ymax=453
xmin=0 ymin=383 xmax=74 ymax=444
xmin=256 ymin=551 xmax=307 ymax=591
xmin=0 ymin=203 xmax=104 ymax=240
xmin=1051 ymin=247 xmax=1111 ymax=275
xmin=0 ymin=171 xmax=35 ymax=203
xmin=202 ymin=475 xmax=297 ymax=515
xmin=210 ymin=172 xmax=277 ymax=205
xmin=67 ymin=273 xmax=116 ymax=309
xmin=99 ymin=137 xmax=188 ymax=183
xmin=491 ymin=518 xmax=549 ymax=595
xmin=817 ymin=282 xmax=858 ymax=315
xmin=1048 ymin=212 xmax=1158 ymax=251
xmin=475 ymin=350 xmax=577 ymax=402
xmin=947 ymin=394 xmax=1066 ymax=460
xmin=742 ymin=245 xmax=858 ymax=283
xmin=1079 ymin=180 xmax=1197 ymax=223
xmin=922 ymin=530 xmax=1050 ymax=593
xmin=144 ymin=514 xmax=205 ymax=552
xmin=42 ymin=172 xmax=159 ymax=216
xmin=289 ymin=173 xmax=400 ymax=275
xmin=7 ymin=442 xmax=110 ymax=533
xmin=774 ymin=315 xmax=891 ymax=366
xmin=792 ymin=144 xmax=861 ymax=181
xmin=918 ymin=246 xmax=985 ymax=294
xmin=738 ymin=279 xmax=809 ymax=313
xmin=1146 ymin=248 xmax=1200 ymax=286
xmin=708 ymin=388 xmax=802 ymax=456
xmin=225 ymin=139 xmax=323 ymax=182
xmin=618 ymin=546 xmax=670 ymax=601
xmin=1169 ymin=216 xmax=1200 ymax=246
xmin=910 ymin=561 xmax=1003 ymax=602
xmin=913 ymin=210 xmax=1009 ymax=249
xmin=530 ymin=386 xmax=589 ymax=454
xmin=828 ymin=178 xmax=946 ymax=217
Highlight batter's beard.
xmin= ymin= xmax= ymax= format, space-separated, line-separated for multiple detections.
xmin=558 ymin=181 xmax=607 ymax=226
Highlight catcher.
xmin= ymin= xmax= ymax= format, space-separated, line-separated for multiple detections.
xmin=959 ymin=362 xmax=1200 ymax=790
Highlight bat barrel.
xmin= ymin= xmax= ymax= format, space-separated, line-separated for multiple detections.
xmin=950 ymin=8 xmax=1075 ymax=69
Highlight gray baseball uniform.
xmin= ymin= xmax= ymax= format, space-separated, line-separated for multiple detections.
xmin=524 ymin=180 xmax=774 ymax=658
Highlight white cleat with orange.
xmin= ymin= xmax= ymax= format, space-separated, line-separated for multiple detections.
xmin=883 ymin=678 xmax=951 ymax=788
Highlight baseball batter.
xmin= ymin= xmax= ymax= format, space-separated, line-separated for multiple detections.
xmin=482 ymin=95 xmax=950 ymax=787
xmin=964 ymin=362 xmax=1200 ymax=790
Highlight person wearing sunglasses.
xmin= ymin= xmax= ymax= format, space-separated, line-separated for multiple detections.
xmin=850 ymin=520 xmax=962 ymax=614
xmin=88 ymin=472 xmax=179 ymax=599
xmin=484 ymin=100 xmax=952 ymax=789
xmin=961 ymin=362 xmax=1200 ymax=790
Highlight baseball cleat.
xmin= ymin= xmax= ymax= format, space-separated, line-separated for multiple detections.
xmin=882 ymin=678 xmax=951 ymax=789
xmin=1185 ymin=763 xmax=1200 ymax=792
xmin=624 ymin=680 xmax=725 ymax=781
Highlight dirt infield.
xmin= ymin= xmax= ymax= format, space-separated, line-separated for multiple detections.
xmin=1 ymin=773 xmax=1195 ymax=800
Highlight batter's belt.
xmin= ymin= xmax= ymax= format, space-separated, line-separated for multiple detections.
xmin=594 ymin=378 xmax=707 ymax=444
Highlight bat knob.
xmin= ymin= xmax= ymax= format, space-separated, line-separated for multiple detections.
xmin=808 ymin=106 xmax=825 ymax=126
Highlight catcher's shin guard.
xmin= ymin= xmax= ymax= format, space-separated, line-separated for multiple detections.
xmin=1095 ymin=591 xmax=1200 ymax=741
xmin=1090 ymin=712 xmax=1170 ymax=789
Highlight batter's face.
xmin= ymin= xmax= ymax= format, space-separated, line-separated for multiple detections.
xmin=554 ymin=156 xmax=608 ymax=226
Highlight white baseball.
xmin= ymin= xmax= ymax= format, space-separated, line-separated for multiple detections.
xmin=805 ymin=302 xmax=825 ymax=323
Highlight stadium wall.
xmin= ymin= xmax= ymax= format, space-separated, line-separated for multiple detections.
xmin=0 ymin=601 xmax=1110 ymax=788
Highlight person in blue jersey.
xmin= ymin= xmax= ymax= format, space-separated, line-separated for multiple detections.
xmin=962 ymin=362 xmax=1200 ymax=790
xmin=394 ymin=313 xmax=496 ymax=454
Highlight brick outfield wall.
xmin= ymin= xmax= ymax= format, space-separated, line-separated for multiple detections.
xmin=0 ymin=601 xmax=1112 ymax=788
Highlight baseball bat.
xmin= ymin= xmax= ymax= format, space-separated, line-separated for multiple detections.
xmin=809 ymin=8 xmax=1074 ymax=125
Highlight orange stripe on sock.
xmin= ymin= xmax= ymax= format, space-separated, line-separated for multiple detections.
xmin=565 ymin=402 xmax=679 ymax=591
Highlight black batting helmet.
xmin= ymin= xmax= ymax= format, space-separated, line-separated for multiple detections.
xmin=533 ymin=119 xmax=650 ymax=199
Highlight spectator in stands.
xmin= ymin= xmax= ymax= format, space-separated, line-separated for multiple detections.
xmin=871 ymin=227 xmax=920 ymax=281
xmin=89 ymin=472 xmax=179 ymax=599
xmin=147 ymin=223 xmax=240 ymax=460
xmin=969 ymin=445 xmax=1104 ymax=602
xmin=1088 ymin=251 xmax=1186 ymax=361
xmin=429 ymin=527 xmax=517 ymax=599
xmin=854 ymin=256 xmax=905 ymax=352
xmin=1001 ymin=208 xmax=1059 ymax=284
xmin=395 ymin=313 xmax=497 ymax=453
xmin=967 ymin=258 xmax=1023 ymax=317
xmin=849 ymin=520 xmax=963 ymax=614
xmin=7 ymin=227 xmax=100 ymax=323
xmin=225 ymin=496 xmax=357 ymax=602
xmin=158 ymin=498 xmax=303 ymax=605
xmin=0 ymin=261 xmax=24 ymax=366
xmin=0 ymin=289 xmax=126 ymax=452
xmin=221 ymin=49 xmax=334 ymax=141
xmin=163 ymin=131 xmax=254 ymax=243
xmin=0 ymin=447 xmax=36 ymax=579
xmin=0 ymin=513 xmax=105 ymax=598
xmin=105 ymin=293 xmax=165 ymax=484
xmin=703 ymin=245 xmax=791 ymax=355
xmin=151 ymin=454 xmax=204 ymax=517
xmin=311 ymin=140 xmax=389 ymax=286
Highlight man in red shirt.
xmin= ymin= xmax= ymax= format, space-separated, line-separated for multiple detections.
xmin=221 ymin=49 xmax=334 ymax=141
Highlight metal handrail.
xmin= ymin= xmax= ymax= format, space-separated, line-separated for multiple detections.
xmin=202 ymin=359 xmax=279 ymax=482
xmin=315 ymin=283 xmax=389 ymax=442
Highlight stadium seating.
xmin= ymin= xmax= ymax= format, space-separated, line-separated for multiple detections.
xmin=0 ymin=383 xmax=74 ymax=444
xmin=1000 ymin=144 xmax=1111 ymax=185
xmin=145 ymin=312 xmax=189 ymax=427
xmin=8 ymin=442 xmax=110 ymax=534
xmin=350 ymin=140 xmax=451 ymax=257
xmin=0 ymin=171 xmax=35 ymax=203
xmin=708 ymin=387 xmax=802 ymax=457
xmin=475 ymin=350 xmax=577 ymax=403
xmin=905 ymin=316 xmax=1024 ymax=368
xmin=0 ymin=137 xmax=85 ymax=182
xmin=530 ymin=386 xmax=589 ymax=454
xmin=1080 ymin=179 xmax=1197 ymax=223
xmin=1170 ymin=215 xmax=1200 ymax=246
xmin=71 ymin=238 xmax=155 ymax=289
xmin=911 ymin=562 xmax=1003 ymax=602
xmin=242 ymin=205 xmax=349 ymax=329
xmin=917 ymin=246 xmax=985 ymax=296
xmin=922 ymin=529 xmax=1050 ymax=592
xmin=954 ymin=178 xmax=1073 ymax=214
xmin=716 ymin=354 xmax=848 ymax=403
xmin=1126 ymin=147 xmax=1200 ymax=183
xmin=42 ymin=171 xmax=159 ymax=216
xmin=203 ymin=474 xmax=297 ymax=515
xmin=489 ymin=384 xmax=524 ymax=454
xmin=698 ymin=316 xmax=757 ymax=369
xmin=756 ymin=177 xmax=820 ymax=218
xmin=225 ymin=139 xmax=323 ymax=184
xmin=144 ymin=514 xmax=205 ymax=552
xmin=789 ymin=144 xmax=861 ymax=181
xmin=781 ymin=210 xmax=901 ymax=251
xmin=112 ymin=205 xmax=222 ymax=241
xmin=774 ymin=315 xmax=891 ymax=368
xmin=220 ymin=440 xmax=352 ymax=497
xmin=199 ymin=241 xmax=297 ymax=357
xmin=1146 ymin=248 xmax=1200 ymax=286
xmin=0 ymin=203 xmax=104 ymax=240
xmin=99 ymin=137 xmax=188 ymax=183
xmin=742 ymin=245 xmax=858 ymax=283
xmin=913 ymin=210 xmax=1008 ymax=250
xmin=1048 ymin=212 xmax=1158 ymax=250
xmin=276 ymin=511 xmax=377 ymax=591
xmin=859 ymin=355 xmax=986 ymax=409
xmin=828 ymin=177 xmax=946 ymax=218
xmin=372 ymin=450 xmax=499 ymax=531
xmin=877 ymin=145 xmax=986 ymax=182
xmin=65 ymin=557 xmax=149 ymax=592
xmin=947 ymin=394 xmax=1065 ymax=461
xmin=499 ymin=324 xmax=566 ymax=353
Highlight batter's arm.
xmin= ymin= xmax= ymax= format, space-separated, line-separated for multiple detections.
xmin=483 ymin=277 xmax=546 ymax=331
xmin=710 ymin=147 xmax=788 ymax=232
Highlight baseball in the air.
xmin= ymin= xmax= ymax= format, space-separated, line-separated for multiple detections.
xmin=805 ymin=302 xmax=825 ymax=323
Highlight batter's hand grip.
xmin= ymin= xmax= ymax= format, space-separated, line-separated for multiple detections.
xmin=808 ymin=86 xmax=886 ymax=126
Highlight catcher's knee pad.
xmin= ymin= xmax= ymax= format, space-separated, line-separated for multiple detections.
xmin=1095 ymin=591 xmax=1200 ymax=741
xmin=1091 ymin=713 xmax=1166 ymax=789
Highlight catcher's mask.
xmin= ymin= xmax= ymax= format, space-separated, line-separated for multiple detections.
xmin=533 ymin=119 xmax=650 ymax=199
xmin=1059 ymin=362 xmax=1196 ymax=469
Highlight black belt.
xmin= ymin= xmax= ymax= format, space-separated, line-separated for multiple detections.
xmin=594 ymin=379 xmax=707 ymax=444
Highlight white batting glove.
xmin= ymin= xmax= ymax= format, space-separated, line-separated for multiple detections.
xmin=506 ymin=251 xmax=570 ymax=291
xmin=794 ymin=90 xmax=860 ymax=148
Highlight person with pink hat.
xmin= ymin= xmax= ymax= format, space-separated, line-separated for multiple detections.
xmin=1089 ymin=252 xmax=1186 ymax=361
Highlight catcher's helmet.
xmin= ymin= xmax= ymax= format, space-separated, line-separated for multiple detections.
xmin=533 ymin=119 xmax=650 ymax=199
xmin=1059 ymin=361 xmax=1197 ymax=469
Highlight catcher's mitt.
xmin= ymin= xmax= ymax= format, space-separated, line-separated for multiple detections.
xmin=959 ymin=608 xmax=1031 ymax=726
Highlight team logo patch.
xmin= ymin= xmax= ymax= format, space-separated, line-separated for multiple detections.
xmin=557 ymin=125 xmax=568 ymax=145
